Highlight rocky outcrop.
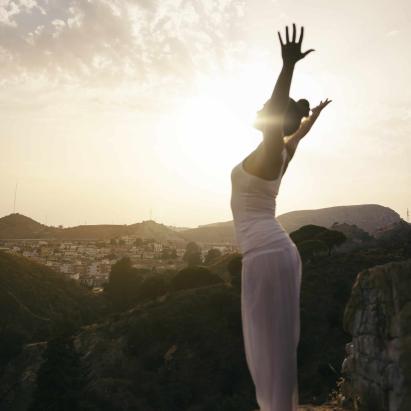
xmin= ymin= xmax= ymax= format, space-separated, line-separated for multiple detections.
xmin=341 ymin=259 xmax=411 ymax=411
xmin=0 ymin=342 xmax=47 ymax=410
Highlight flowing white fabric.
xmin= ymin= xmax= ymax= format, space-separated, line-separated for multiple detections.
xmin=230 ymin=145 xmax=302 ymax=411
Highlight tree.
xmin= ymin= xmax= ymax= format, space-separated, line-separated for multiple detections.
xmin=204 ymin=248 xmax=222 ymax=265
xmin=227 ymin=254 xmax=242 ymax=289
xmin=29 ymin=335 xmax=84 ymax=411
xmin=139 ymin=275 xmax=168 ymax=301
xmin=290 ymin=225 xmax=347 ymax=261
xmin=183 ymin=242 xmax=202 ymax=266
xmin=290 ymin=224 xmax=328 ymax=244
xmin=171 ymin=266 xmax=223 ymax=292
xmin=105 ymin=257 xmax=142 ymax=310
xmin=298 ymin=239 xmax=328 ymax=262
xmin=317 ymin=229 xmax=347 ymax=255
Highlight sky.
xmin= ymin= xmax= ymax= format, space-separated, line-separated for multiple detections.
xmin=0 ymin=0 xmax=410 ymax=228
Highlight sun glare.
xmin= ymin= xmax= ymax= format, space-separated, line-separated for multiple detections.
xmin=170 ymin=93 xmax=252 ymax=172
xmin=152 ymin=63 xmax=334 ymax=200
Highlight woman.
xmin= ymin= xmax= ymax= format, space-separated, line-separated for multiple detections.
xmin=230 ymin=24 xmax=331 ymax=411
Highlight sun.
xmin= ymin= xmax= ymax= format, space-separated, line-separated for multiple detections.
xmin=153 ymin=62 xmax=327 ymax=195
xmin=172 ymin=93 xmax=253 ymax=173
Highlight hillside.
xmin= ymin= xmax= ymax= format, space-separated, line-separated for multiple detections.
xmin=52 ymin=220 xmax=184 ymax=242
xmin=2 ymin=237 xmax=410 ymax=410
xmin=0 ymin=252 xmax=105 ymax=367
xmin=277 ymin=204 xmax=401 ymax=235
xmin=0 ymin=214 xmax=56 ymax=239
xmin=0 ymin=214 xmax=185 ymax=242
xmin=0 ymin=204 xmax=403 ymax=244
xmin=179 ymin=221 xmax=236 ymax=244
xmin=129 ymin=220 xmax=186 ymax=243
xmin=179 ymin=204 xmax=402 ymax=244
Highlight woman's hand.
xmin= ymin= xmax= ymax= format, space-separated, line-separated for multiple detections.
xmin=278 ymin=24 xmax=314 ymax=66
xmin=311 ymin=98 xmax=332 ymax=116
xmin=285 ymin=98 xmax=332 ymax=150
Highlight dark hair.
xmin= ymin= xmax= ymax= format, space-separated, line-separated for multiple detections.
xmin=254 ymin=98 xmax=310 ymax=136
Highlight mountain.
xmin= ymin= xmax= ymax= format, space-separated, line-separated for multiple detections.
xmin=53 ymin=220 xmax=184 ymax=242
xmin=277 ymin=204 xmax=401 ymax=235
xmin=0 ymin=214 xmax=185 ymax=242
xmin=179 ymin=204 xmax=402 ymax=244
xmin=0 ymin=213 xmax=56 ymax=239
xmin=0 ymin=204 xmax=403 ymax=243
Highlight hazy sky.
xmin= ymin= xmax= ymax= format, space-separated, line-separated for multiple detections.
xmin=0 ymin=0 xmax=410 ymax=227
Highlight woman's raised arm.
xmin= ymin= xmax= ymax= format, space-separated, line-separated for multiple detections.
xmin=262 ymin=24 xmax=314 ymax=161
xmin=284 ymin=98 xmax=332 ymax=158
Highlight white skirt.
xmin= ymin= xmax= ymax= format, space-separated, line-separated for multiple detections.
xmin=241 ymin=242 xmax=302 ymax=411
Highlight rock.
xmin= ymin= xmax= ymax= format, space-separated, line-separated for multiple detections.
xmin=0 ymin=342 xmax=47 ymax=411
xmin=341 ymin=259 xmax=411 ymax=411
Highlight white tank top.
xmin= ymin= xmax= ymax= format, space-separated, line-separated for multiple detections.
xmin=230 ymin=144 xmax=294 ymax=258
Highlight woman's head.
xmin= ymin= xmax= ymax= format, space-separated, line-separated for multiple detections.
xmin=254 ymin=98 xmax=310 ymax=136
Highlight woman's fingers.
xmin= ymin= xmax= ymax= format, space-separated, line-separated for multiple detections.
xmin=315 ymin=99 xmax=332 ymax=112
xmin=298 ymin=26 xmax=304 ymax=44
xmin=278 ymin=31 xmax=284 ymax=46
xmin=302 ymin=48 xmax=315 ymax=57
xmin=280 ymin=24 xmax=306 ymax=45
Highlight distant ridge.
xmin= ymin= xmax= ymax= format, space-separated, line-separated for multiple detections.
xmin=0 ymin=214 xmax=185 ymax=243
xmin=277 ymin=204 xmax=401 ymax=235
xmin=0 ymin=204 xmax=402 ymax=243
xmin=179 ymin=204 xmax=402 ymax=244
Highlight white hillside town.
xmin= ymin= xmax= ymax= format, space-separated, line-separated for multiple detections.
xmin=0 ymin=236 xmax=237 ymax=292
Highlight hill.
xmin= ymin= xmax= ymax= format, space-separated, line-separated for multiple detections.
xmin=179 ymin=204 xmax=402 ymax=244
xmin=53 ymin=220 xmax=184 ymax=242
xmin=0 ymin=251 xmax=105 ymax=367
xmin=277 ymin=204 xmax=401 ymax=235
xmin=2 ymin=235 xmax=410 ymax=410
xmin=0 ymin=204 xmax=403 ymax=244
xmin=179 ymin=220 xmax=236 ymax=244
xmin=0 ymin=214 xmax=185 ymax=242
xmin=0 ymin=214 xmax=56 ymax=239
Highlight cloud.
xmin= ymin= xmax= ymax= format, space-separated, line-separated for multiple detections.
xmin=0 ymin=0 xmax=43 ymax=26
xmin=0 ymin=0 xmax=246 ymax=90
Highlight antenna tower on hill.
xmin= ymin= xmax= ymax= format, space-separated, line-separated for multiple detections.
xmin=13 ymin=182 xmax=18 ymax=214
xmin=407 ymin=208 xmax=410 ymax=223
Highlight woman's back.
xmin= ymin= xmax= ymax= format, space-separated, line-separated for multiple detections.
xmin=230 ymin=145 xmax=294 ymax=257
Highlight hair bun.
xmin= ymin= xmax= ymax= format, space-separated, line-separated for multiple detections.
xmin=296 ymin=99 xmax=310 ymax=117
